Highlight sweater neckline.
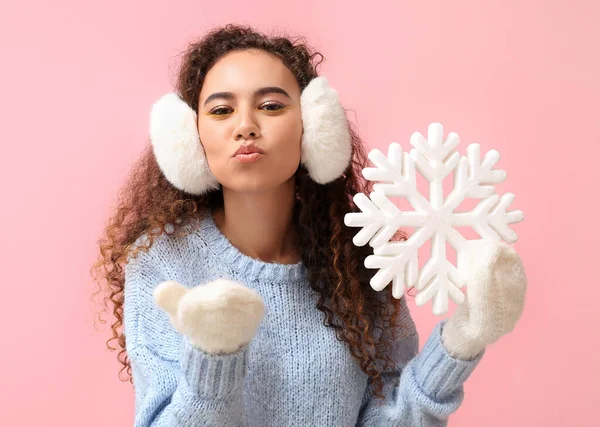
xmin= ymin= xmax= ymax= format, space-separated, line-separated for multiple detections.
xmin=196 ymin=209 xmax=308 ymax=283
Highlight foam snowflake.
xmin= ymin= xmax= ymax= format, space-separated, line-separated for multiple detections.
xmin=344 ymin=123 xmax=524 ymax=315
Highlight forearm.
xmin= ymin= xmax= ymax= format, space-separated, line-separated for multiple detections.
xmin=131 ymin=339 xmax=249 ymax=427
xmin=357 ymin=321 xmax=483 ymax=427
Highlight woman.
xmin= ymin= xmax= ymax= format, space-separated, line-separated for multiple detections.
xmin=91 ymin=23 xmax=526 ymax=426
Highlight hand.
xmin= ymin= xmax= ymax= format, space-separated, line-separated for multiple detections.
xmin=441 ymin=241 xmax=527 ymax=360
xmin=153 ymin=278 xmax=265 ymax=354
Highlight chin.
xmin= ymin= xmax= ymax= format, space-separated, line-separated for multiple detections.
xmin=222 ymin=174 xmax=296 ymax=194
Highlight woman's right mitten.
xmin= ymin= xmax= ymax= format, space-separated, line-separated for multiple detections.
xmin=153 ymin=278 xmax=265 ymax=354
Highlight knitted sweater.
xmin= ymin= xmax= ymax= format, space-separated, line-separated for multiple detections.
xmin=123 ymin=211 xmax=484 ymax=427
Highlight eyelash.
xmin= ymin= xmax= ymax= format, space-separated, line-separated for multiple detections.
xmin=209 ymin=102 xmax=287 ymax=117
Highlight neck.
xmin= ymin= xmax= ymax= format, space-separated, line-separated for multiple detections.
xmin=211 ymin=176 xmax=301 ymax=264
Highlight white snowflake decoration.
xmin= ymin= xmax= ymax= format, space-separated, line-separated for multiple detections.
xmin=344 ymin=123 xmax=524 ymax=315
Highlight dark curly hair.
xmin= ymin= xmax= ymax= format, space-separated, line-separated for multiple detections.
xmin=90 ymin=23 xmax=414 ymax=402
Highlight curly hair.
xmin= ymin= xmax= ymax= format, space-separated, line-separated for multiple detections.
xmin=90 ymin=23 xmax=414 ymax=402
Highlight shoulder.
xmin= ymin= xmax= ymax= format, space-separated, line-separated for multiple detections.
xmin=126 ymin=217 xmax=204 ymax=265
xmin=124 ymin=219 xmax=206 ymax=361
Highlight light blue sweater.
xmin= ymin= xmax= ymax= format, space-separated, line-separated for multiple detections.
xmin=123 ymin=210 xmax=483 ymax=426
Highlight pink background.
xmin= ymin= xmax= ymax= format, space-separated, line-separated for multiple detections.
xmin=1 ymin=0 xmax=597 ymax=425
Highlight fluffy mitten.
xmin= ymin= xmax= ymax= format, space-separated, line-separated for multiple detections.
xmin=153 ymin=278 xmax=265 ymax=354
xmin=441 ymin=241 xmax=527 ymax=360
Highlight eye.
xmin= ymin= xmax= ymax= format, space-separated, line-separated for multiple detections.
xmin=259 ymin=102 xmax=287 ymax=115
xmin=209 ymin=106 xmax=233 ymax=116
xmin=260 ymin=102 xmax=285 ymax=112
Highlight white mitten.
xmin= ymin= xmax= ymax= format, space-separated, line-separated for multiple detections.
xmin=441 ymin=241 xmax=527 ymax=360
xmin=153 ymin=278 xmax=265 ymax=354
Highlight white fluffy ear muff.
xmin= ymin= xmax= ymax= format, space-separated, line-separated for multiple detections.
xmin=149 ymin=93 xmax=220 ymax=195
xmin=300 ymin=76 xmax=353 ymax=184
xmin=149 ymin=76 xmax=352 ymax=194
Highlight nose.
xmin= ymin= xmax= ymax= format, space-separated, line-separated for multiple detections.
xmin=233 ymin=108 xmax=261 ymax=140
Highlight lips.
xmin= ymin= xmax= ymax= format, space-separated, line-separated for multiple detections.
xmin=233 ymin=144 xmax=265 ymax=157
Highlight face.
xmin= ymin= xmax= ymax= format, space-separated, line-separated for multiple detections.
xmin=197 ymin=49 xmax=304 ymax=193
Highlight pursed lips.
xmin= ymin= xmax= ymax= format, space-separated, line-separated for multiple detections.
xmin=233 ymin=144 xmax=265 ymax=156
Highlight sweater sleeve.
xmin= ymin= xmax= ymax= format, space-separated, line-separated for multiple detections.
xmin=356 ymin=319 xmax=484 ymax=427
xmin=128 ymin=338 xmax=249 ymax=427
xmin=124 ymin=240 xmax=249 ymax=427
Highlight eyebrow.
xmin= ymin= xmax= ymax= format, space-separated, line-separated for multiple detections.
xmin=202 ymin=86 xmax=292 ymax=107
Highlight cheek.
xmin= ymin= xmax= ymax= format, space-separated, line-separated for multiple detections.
xmin=198 ymin=124 xmax=228 ymax=164
xmin=269 ymin=122 xmax=303 ymax=178
xmin=274 ymin=113 xmax=303 ymax=156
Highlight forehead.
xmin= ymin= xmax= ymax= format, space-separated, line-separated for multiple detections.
xmin=200 ymin=49 xmax=300 ymax=98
